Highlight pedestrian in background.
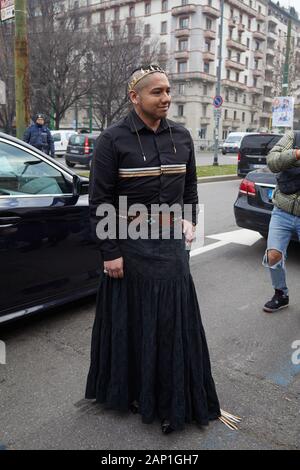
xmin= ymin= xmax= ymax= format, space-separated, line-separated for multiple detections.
xmin=23 ymin=113 xmax=55 ymax=157
xmin=262 ymin=130 xmax=300 ymax=312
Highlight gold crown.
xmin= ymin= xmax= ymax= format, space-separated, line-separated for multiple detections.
xmin=128 ymin=65 xmax=166 ymax=91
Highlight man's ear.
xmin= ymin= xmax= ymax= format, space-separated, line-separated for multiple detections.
xmin=129 ymin=90 xmax=139 ymax=105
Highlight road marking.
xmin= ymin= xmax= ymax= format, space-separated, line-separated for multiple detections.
xmin=191 ymin=229 xmax=263 ymax=258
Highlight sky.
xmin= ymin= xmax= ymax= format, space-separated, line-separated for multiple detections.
xmin=277 ymin=0 xmax=300 ymax=13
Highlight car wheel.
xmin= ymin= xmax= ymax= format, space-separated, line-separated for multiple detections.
xmin=222 ymin=150 xmax=226 ymax=155
xmin=66 ymin=161 xmax=75 ymax=168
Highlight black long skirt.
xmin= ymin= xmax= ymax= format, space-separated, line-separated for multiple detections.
xmin=85 ymin=236 xmax=221 ymax=431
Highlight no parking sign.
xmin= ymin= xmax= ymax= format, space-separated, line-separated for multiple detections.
xmin=213 ymin=95 xmax=223 ymax=108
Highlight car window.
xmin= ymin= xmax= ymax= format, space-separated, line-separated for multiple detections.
xmin=226 ymin=136 xmax=241 ymax=143
xmin=241 ymin=135 xmax=281 ymax=153
xmin=0 ymin=141 xmax=73 ymax=196
xmin=52 ymin=133 xmax=61 ymax=142
xmin=69 ymin=135 xmax=85 ymax=146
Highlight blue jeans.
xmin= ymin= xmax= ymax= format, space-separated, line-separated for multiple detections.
xmin=262 ymin=206 xmax=300 ymax=295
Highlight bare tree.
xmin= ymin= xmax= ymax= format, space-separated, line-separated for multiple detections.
xmin=0 ymin=20 xmax=15 ymax=134
xmin=27 ymin=0 xmax=93 ymax=129
xmin=90 ymin=22 xmax=159 ymax=129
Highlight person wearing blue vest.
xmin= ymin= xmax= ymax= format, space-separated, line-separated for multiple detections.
xmin=262 ymin=130 xmax=300 ymax=312
xmin=23 ymin=113 xmax=55 ymax=157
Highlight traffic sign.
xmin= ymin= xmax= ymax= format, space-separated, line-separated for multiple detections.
xmin=213 ymin=95 xmax=223 ymax=108
xmin=0 ymin=0 xmax=14 ymax=21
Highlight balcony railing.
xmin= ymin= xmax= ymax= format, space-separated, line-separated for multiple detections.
xmin=203 ymin=51 xmax=215 ymax=61
xmin=257 ymin=13 xmax=266 ymax=22
xmin=169 ymin=71 xmax=216 ymax=82
xmin=226 ymin=39 xmax=247 ymax=52
xmin=174 ymin=51 xmax=189 ymax=60
xmin=266 ymin=48 xmax=275 ymax=56
xmin=253 ymin=31 xmax=266 ymax=41
xmin=202 ymin=5 xmax=220 ymax=18
xmin=226 ymin=0 xmax=257 ymax=18
xmin=200 ymin=117 xmax=210 ymax=125
xmin=225 ymin=59 xmax=246 ymax=71
xmin=172 ymin=4 xmax=197 ymax=16
xmin=238 ymin=23 xmax=246 ymax=33
xmin=254 ymin=50 xmax=264 ymax=59
xmin=175 ymin=28 xmax=190 ymax=38
xmin=222 ymin=79 xmax=247 ymax=91
xmin=204 ymin=30 xmax=216 ymax=40
xmin=253 ymin=69 xmax=264 ymax=77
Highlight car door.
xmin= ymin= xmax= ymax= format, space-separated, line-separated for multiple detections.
xmin=0 ymin=138 xmax=101 ymax=320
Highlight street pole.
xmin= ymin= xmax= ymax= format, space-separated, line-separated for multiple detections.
xmin=14 ymin=0 xmax=30 ymax=139
xmin=89 ymin=95 xmax=93 ymax=133
xmin=282 ymin=18 xmax=291 ymax=97
xmin=213 ymin=0 xmax=224 ymax=166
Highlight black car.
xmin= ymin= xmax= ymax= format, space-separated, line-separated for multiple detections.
xmin=237 ymin=133 xmax=282 ymax=177
xmin=0 ymin=132 xmax=101 ymax=324
xmin=65 ymin=133 xmax=100 ymax=169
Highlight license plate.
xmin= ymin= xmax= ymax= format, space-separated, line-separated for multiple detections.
xmin=252 ymin=164 xmax=266 ymax=169
xmin=267 ymin=188 xmax=274 ymax=200
xmin=71 ymin=149 xmax=79 ymax=154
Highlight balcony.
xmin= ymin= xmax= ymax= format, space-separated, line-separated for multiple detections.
xmin=174 ymin=116 xmax=186 ymax=124
xmin=202 ymin=5 xmax=220 ymax=18
xmin=238 ymin=23 xmax=246 ymax=33
xmin=257 ymin=12 xmax=266 ymax=22
xmin=175 ymin=28 xmax=190 ymax=38
xmin=261 ymin=111 xmax=271 ymax=119
xmin=225 ymin=59 xmax=246 ymax=71
xmin=200 ymin=117 xmax=210 ymax=125
xmin=226 ymin=39 xmax=247 ymax=52
xmin=254 ymin=50 xmax=264 ymax=60
xmin=253 ymin=69 xmax=263 ymax=77
xmin=223 ymin=118 xmax=233 ymax=127
xmin=174 ymin=51 xmax=189 ymax=60
xmin=264 ymin=80 xmax=273 ymax=88
xmin=265 ymin=63 xmax=274 ymax=71
xmin=172 ymin=4 xmax=197 ymax=16
xmin=232 ymin=119 xmax=241 ymax=127
xmin=267 ymin=30 xmax=277 ymax=40
xmin=226 ymin=0 xmax=257 ymax=18
xmin=266 ymin=48 xmax=275 ymax=57
xmin=201 ymin=95 xmax=212 ymax=104
xmin=203 ymin=51 xmax=215 ymax=61
xmin=204 ymin=30 xmax=216 ymax=40
xmin=222 ymin=79 xmax=247 ymax=91
xmin=169 ymin=71 xmax=216 ymax=83
xmin=228 ymin=19 xmax=237 ymax=29
xmin=171 ymin=95 xmax=186 ymax=103
xmin=263 ymin=96 xmax=273 ymax=103
xmin=248 ymin=86 xmax=263 ymax=95
xmin=253 ymin=31 xmax=266 ymax=41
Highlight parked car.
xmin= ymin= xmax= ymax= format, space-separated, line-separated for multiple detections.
xmin=222 ymin=132 xmax=254 ymax=155
xmin=65 ymin=133 xmax=100 ymax=169
xmin=0 ymin=132 xmax=101 ymax=325
xmin=51 ymin=130 xmax=77 ymax=157
xmin=237 ymin=133 xmax=282 ymax=177
xmin=234 ymin=168 xmax=298 ymax=242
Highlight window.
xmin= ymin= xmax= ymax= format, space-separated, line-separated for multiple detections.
xmin=162 ymin=0 xmax=168 ymax=12
xmin=228 ymin=49 xmax=232 ymax=59
xmin=235 ymin=91 xmax=238 ymax=102
xmin=202 ymin=104 xmax=207 ymax=117
xmin=242 ymin=112 xmax=245 ymax=122
xmin=179 ymin=38 xmax=188 ymax=51
xmin=198 ymin=127 xmax=207 ymax=139
xmin=144 ymin=24 xmax=150 ymax=37
xmin=255 ymin=41 xmax=260 ymax=51
xmin=178 ymin=83 xmax=185 ymax=94
xmin=235 ymin=72 xmax=239 ymax=81
xmin=114 ymin=8 xmax=119 ymax=21
xmin=234 ymin=110 xmax=237 ymax=120
xmin=0 ymin=142 xmax=72 ymax=196
xmin=253 ymin=77 xmax=257 ymax=87
xmin=145 ymin=2 xmax=151 ymax=15
xmin=161 ymin=21 xmax=167 ymax=34
xmin=178 ymin=61 xmax=187 ymax=73
xmin=225 ymin=89 xmax=229 ymax=101
xmin=229 ymin=28 xmax=233 ymax=39
xmin=224 ymin=109 xmax=228 ymax=119
xmin=244 ymin=75 xmax=248 ymax=85
xmin=236 ymin=52 xmax=241 ymax=62
xmin=100 ymin=11 xmax=105 ymax=23
xmin=245 ymin=57 xmax=249 ymax=67
xmin=206 ymin=18 xmax=212 ymax=30
xmin=247 ymin=38 xmax=250 ymax=47
xmin=144 ymin=45 xmax=150 ymax=56
xmin=203 ymin=84 xmax=208 ymax=95
xmin=204 ymin=62 xmax=210 ymax=74
xmin=243 ymin=94 xmax=246 ymax=104
xmin=248 ymin=18 xmax=251 ymax=29
xmin=160 ymin=42 xmax=167 ymax=54
xmin=254 ymin=59 xmax=259 ymax=69
xmin=128 ymin=22 xmax=135 ymax=36
xmin=205 ymin=41 xmax=211 ymax=52
xmin=226 ymin=69 xmax=230 ymax=79
xmin=178 ymin=104 xmax=184 ymax=116
xmin=129 ymin=6 xmax=135 ymax=17
xmin=179 ymin=17 xmax=189 ymax=29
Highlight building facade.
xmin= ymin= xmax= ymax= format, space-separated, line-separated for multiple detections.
xmin=60 ymin=0 xmax=300 ymax=148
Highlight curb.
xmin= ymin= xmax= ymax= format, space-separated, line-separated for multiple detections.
xmin=197 ymin=174 xmax=240 ymax=184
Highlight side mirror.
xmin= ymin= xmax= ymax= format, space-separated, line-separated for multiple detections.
xmin=72 ymin=174 xmax=89 ymax=196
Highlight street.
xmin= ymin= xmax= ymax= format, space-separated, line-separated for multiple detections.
xmin=0 ymin=180 xmax=299 ymax=450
